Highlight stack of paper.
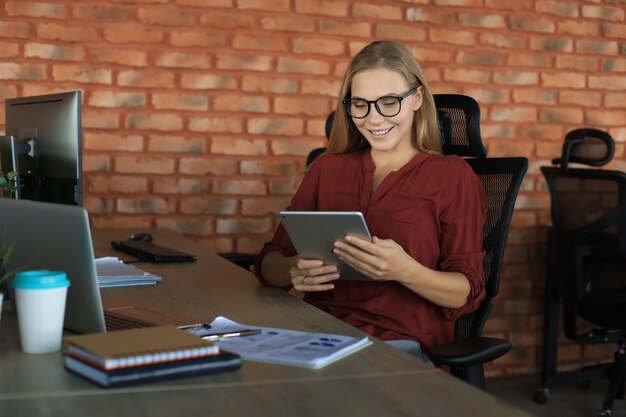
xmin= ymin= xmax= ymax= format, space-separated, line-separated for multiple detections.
xmin=95 ymin=257 xmax=162 ymax=287
xmin=190 ymin=316 xmax=372 ymax=369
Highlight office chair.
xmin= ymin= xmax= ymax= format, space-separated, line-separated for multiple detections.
xmin=426 ymin=94 xmax=527 ymax=389
xmin=306 ymin=95 xmax=526 ymax=388
xmin=305 ymin=111 xmax=334 ymax=166
xmin=536 ymin=128 xmax=626 ymax=417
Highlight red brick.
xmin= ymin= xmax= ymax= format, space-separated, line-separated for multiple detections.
xmin=84 ymin=132 xmax=144 ymax=152
xmin=237 ymin=0 xmax=289 ymax=12
xmin=89 ymin=91 xmax=146 ymax=108
xmin=509 ymin=15 xmax=555 ymax=33
xmin=429 ymin=28 xmax=477 ymax=46
xmin=434 ymin=0 xmax=482 ymax=6
xmin=52 ymin=65 xmax=111 ymax=84
xmin=512 ymin=89 xmax=556 ymax=105
xmin=482 ymin=124 xmax=514 ymax=140
xmin=507 ymin=53 xmax=552 ymax=68
xmin=103 ymin=27 xmax=164 ymax=44
xmin=406 ymin=7 xmax=455 ymax=25
xmin=152 ymin=178 xmax=209 ymax=195
xmin=480 ymin=33 xmax=525 ymax=49
xmin=459 ymin=12 xmax=506 ymax=28
xmin=603 ymin=22 xmax=626 ymax=39
xmin=37 ymin=23 xmax=97 ymax=42
xmin=557 ymin=20 xmax=600 ymax=37
xmin=72 ymin=4 xmax=134 ymax=21
xmin=152 ymin=93 xmax=208 ymax=111
xmin=412 ymin=47 xmax=455 ymax=64
xmin=489 ymin=141 xmax=535 ymax=159
xmin=353 ymin=3 xmax=403 ymax=20
xmin=456 ymin=51 xmax=506 ymax=66
xmin=582 ymin=5 xmax=625 ymax=21
xmin=179 ymin=158 xmax=237 ymax=176
xmin=6 ymin=1 xmax=65 ymax=18
xmin=269 ymin=179 xmax=296 ymax=195
xmin=271 ymin=139 xmax=318 ymax=156
xmin=0 ymin=21 xmax=32 ymax=38
xmin=529 ymin=36 xmax=573 ymax=52
xmin=539 ymin=108 xmax=584 ymax=124
xmin=280 ymin=57 xmax=332 ymax=75
xmin=0 ymin=63 xmax=44 ymax=81
xmin=576 ymin=39 xmax=618 ymax=55
xmin=155 ymin=218 xmax=213 ymax=236
xmin=556 ymin=55 xmax=599 ymax=72
xmin=91 ymin=48 xmax=148 ymax=67
xmin=536 ymin=1 xmax=579 ymax=17
xmin=211 ymin=137 xmax=267 ymax=156
xmin=82 ymin=110 xmax=120 ymax=130
xmin=274 ymin=97 xmax=330 ymax=116
xmin=188 ymin=117 xmax=243 ymax=134
xmin=463 ymin=88 xmax=510 ymax=104
xmin=217 ymin=55 xmax=273 ymax=71
xmin=137 ymin=7 xmax=196 ymax=26
xmin=560 ymin=91 xmax=601 ymax=107
xmin=169 ymin=32 xmax=228 ymax=48
xmin=589 ymin=75 xmax=626 ymax=90
xmin=584 ymin=109 xmax=625 ymax=126
xmin=155 ymin=51 xmax=211 ymax=69
xmin=233 ymin=34 xmax=288 ymax=52
xmin=117 ymin=70 xmax=175 ymax=88
xmin=301 ymin=79 xmax=341 ymax=97
xmin=213 ymin=179 xmax=267 ymax=195
xmin=240 ymin=161 xmax=297 ymax=176
xmin=443 ymin=68 xmax=490 ymax=84
xmin=181 ymin=74 xmax=237 ymax=90
xmin=484 ymin=0 xmax=534 ymax=10
xmin=603 ymin=58 xmax=626 ymax=72
xmin=319 ymin=19 xmax=371 ymax=38
xmin=216 ymin=217 xmax=272 ymax=234
xmin=493 ymin=71 xmax=539 ymax=85
xmin=91 ymin=216 xmax=153 ymax=229
xmin=242 ymin=75 xmax=297 ymax=94
xmin=260 ymin=15 xmax=315 ymax=33
xmin=0 ymin=85 xmax=18 ymax=100
xmin=491 ymin=107 xmax=537 ymax=123
xmin=605 ymin=93 xmax=626 ymax=108
xmin=292 ymin=37 xmax=345 ymax=56
xmin=214 ymin=95 xmax=269 ymax=113
xmin=248 ymin=118 xmax=303 ymax=136
xmin=175 ymin=0 xmax=231 ymax=6
xmin=126 ymin=113 xmax=183 ymax=131
xmin=83 ymin=197 xmax=111 ymax=214
xmin=0 ymin=41 xmax=19 ymax=58
xmin=294 ymin=0 xmax=349 ymax=17
xmin=82 ymin=154 xmax=111 ymax=172
xmin=117 ymin=197 xmax=175 ymax=214
xmin=200 ymin=12 xmax=256 ymax=29
xmin=180 ymin=198 xmax=237 ymax=215
xmin=147 ymin=135 xmax=205 ymax=153
xmin=88 ymin=175 xmax=148 ymax=194
xmin=115 ymin=156 xmax=176 ymax=174
xmin=375 ymin=24 xmax=427 ymax=42
xmin=542 ymin=72 xmax=586 ymax=88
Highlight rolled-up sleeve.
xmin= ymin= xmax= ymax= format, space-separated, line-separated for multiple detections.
xmin=437 ymin=160 xmax=488 ymax=320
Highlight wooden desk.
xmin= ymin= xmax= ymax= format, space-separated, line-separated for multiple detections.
xmin=0 ymin=229 xmax=532 ymax=417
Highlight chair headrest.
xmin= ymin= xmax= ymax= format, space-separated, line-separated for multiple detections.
xmin=434 ymin=94 xmax=487 ymax=158
xmin=325 ymin=111 xmax=335 ymax=141
xmin=553 ymin=128 xmax=615 ymax=169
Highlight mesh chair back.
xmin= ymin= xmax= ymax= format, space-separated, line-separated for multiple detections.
xmin=434 ymin=94 xmax=527 ymax=340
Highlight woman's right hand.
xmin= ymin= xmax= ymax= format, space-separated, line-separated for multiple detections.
xmin=289 ymin=257 xmax=339 ymax=292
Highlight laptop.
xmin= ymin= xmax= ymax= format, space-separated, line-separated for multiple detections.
xmin=0 ymin=198 xmax=202 ymax=333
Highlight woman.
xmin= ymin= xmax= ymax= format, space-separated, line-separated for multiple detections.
xmin=253 ymin=40 xmax=487 ymax=361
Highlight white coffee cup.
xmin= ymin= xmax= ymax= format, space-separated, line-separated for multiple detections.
xmin=12 ymin=270 xmax=70 ymax=354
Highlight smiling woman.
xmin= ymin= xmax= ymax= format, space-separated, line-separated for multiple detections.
xmin=253 ymin=40 xmax=487 ymax=366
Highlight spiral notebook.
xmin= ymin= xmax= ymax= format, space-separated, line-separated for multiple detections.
xmin=63 ymin=325 xmax=219 ymax=370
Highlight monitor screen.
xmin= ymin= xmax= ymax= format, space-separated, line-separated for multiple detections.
xmin=4 ymin=91 xmax=83 ymax=205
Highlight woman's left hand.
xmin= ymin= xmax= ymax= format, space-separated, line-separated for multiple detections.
xmin=332 ymin=235 xmax=416 ymax=282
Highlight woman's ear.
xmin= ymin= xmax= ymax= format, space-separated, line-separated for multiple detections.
xmin=412 ymin=86 xmax=424 ymax=111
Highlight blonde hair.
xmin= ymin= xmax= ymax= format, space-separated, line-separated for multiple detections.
xmin=326 ymin=40 xmax=441 ymax=155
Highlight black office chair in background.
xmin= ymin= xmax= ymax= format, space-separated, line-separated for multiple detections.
xmin=536 ymin=129 xmax=626 ymax=417
xmin=426 ymin=94 xmax=527 ymax=389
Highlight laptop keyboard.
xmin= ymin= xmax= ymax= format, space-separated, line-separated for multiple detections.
xmin=104 ymin=311 xmax=156 ymax=332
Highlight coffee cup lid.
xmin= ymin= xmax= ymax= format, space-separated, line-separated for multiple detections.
xmin=12 ymin=270 xmax=70 ymax=289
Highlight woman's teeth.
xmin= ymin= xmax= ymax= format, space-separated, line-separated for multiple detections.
xmin=371 ymin=127 xmax=391 ymax=135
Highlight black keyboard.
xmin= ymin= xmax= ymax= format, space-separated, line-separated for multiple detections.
xmin=111 ymin=240 xmax=197 ymax=263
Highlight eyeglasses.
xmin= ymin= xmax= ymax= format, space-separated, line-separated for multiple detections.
xmin=342 ymin=87 xmax=418 ymax=119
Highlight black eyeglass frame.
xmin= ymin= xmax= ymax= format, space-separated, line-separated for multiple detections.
xmin=342 ymin=87 xmax=418 ymax=119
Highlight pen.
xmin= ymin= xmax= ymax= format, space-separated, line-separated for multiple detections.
xmin=202 ymin=329 xmax=262 ymax=341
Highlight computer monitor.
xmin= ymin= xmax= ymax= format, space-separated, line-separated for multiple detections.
xmin=3 ymin=91 xmax=83 ymax=205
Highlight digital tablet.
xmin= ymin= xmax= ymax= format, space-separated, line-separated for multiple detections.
xmin=279 ymin=211 xmax=372 ymax=281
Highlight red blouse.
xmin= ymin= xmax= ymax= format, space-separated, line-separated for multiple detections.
xmin=254 ymin=150 xmax=488 ymax=352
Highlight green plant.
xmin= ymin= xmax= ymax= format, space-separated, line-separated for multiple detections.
xmin=0 ymin=170 xmax=19 ymax=198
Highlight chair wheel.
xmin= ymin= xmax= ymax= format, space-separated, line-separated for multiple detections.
xmin=533 ymin=388 xmax=550 ymax=405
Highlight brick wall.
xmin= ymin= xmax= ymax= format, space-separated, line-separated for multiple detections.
xmin=1 ymin=0 xmax=625 ymax=377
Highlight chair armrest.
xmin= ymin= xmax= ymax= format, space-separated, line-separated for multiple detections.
xmin=428 ymin=337 xmax=511 ymax=368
